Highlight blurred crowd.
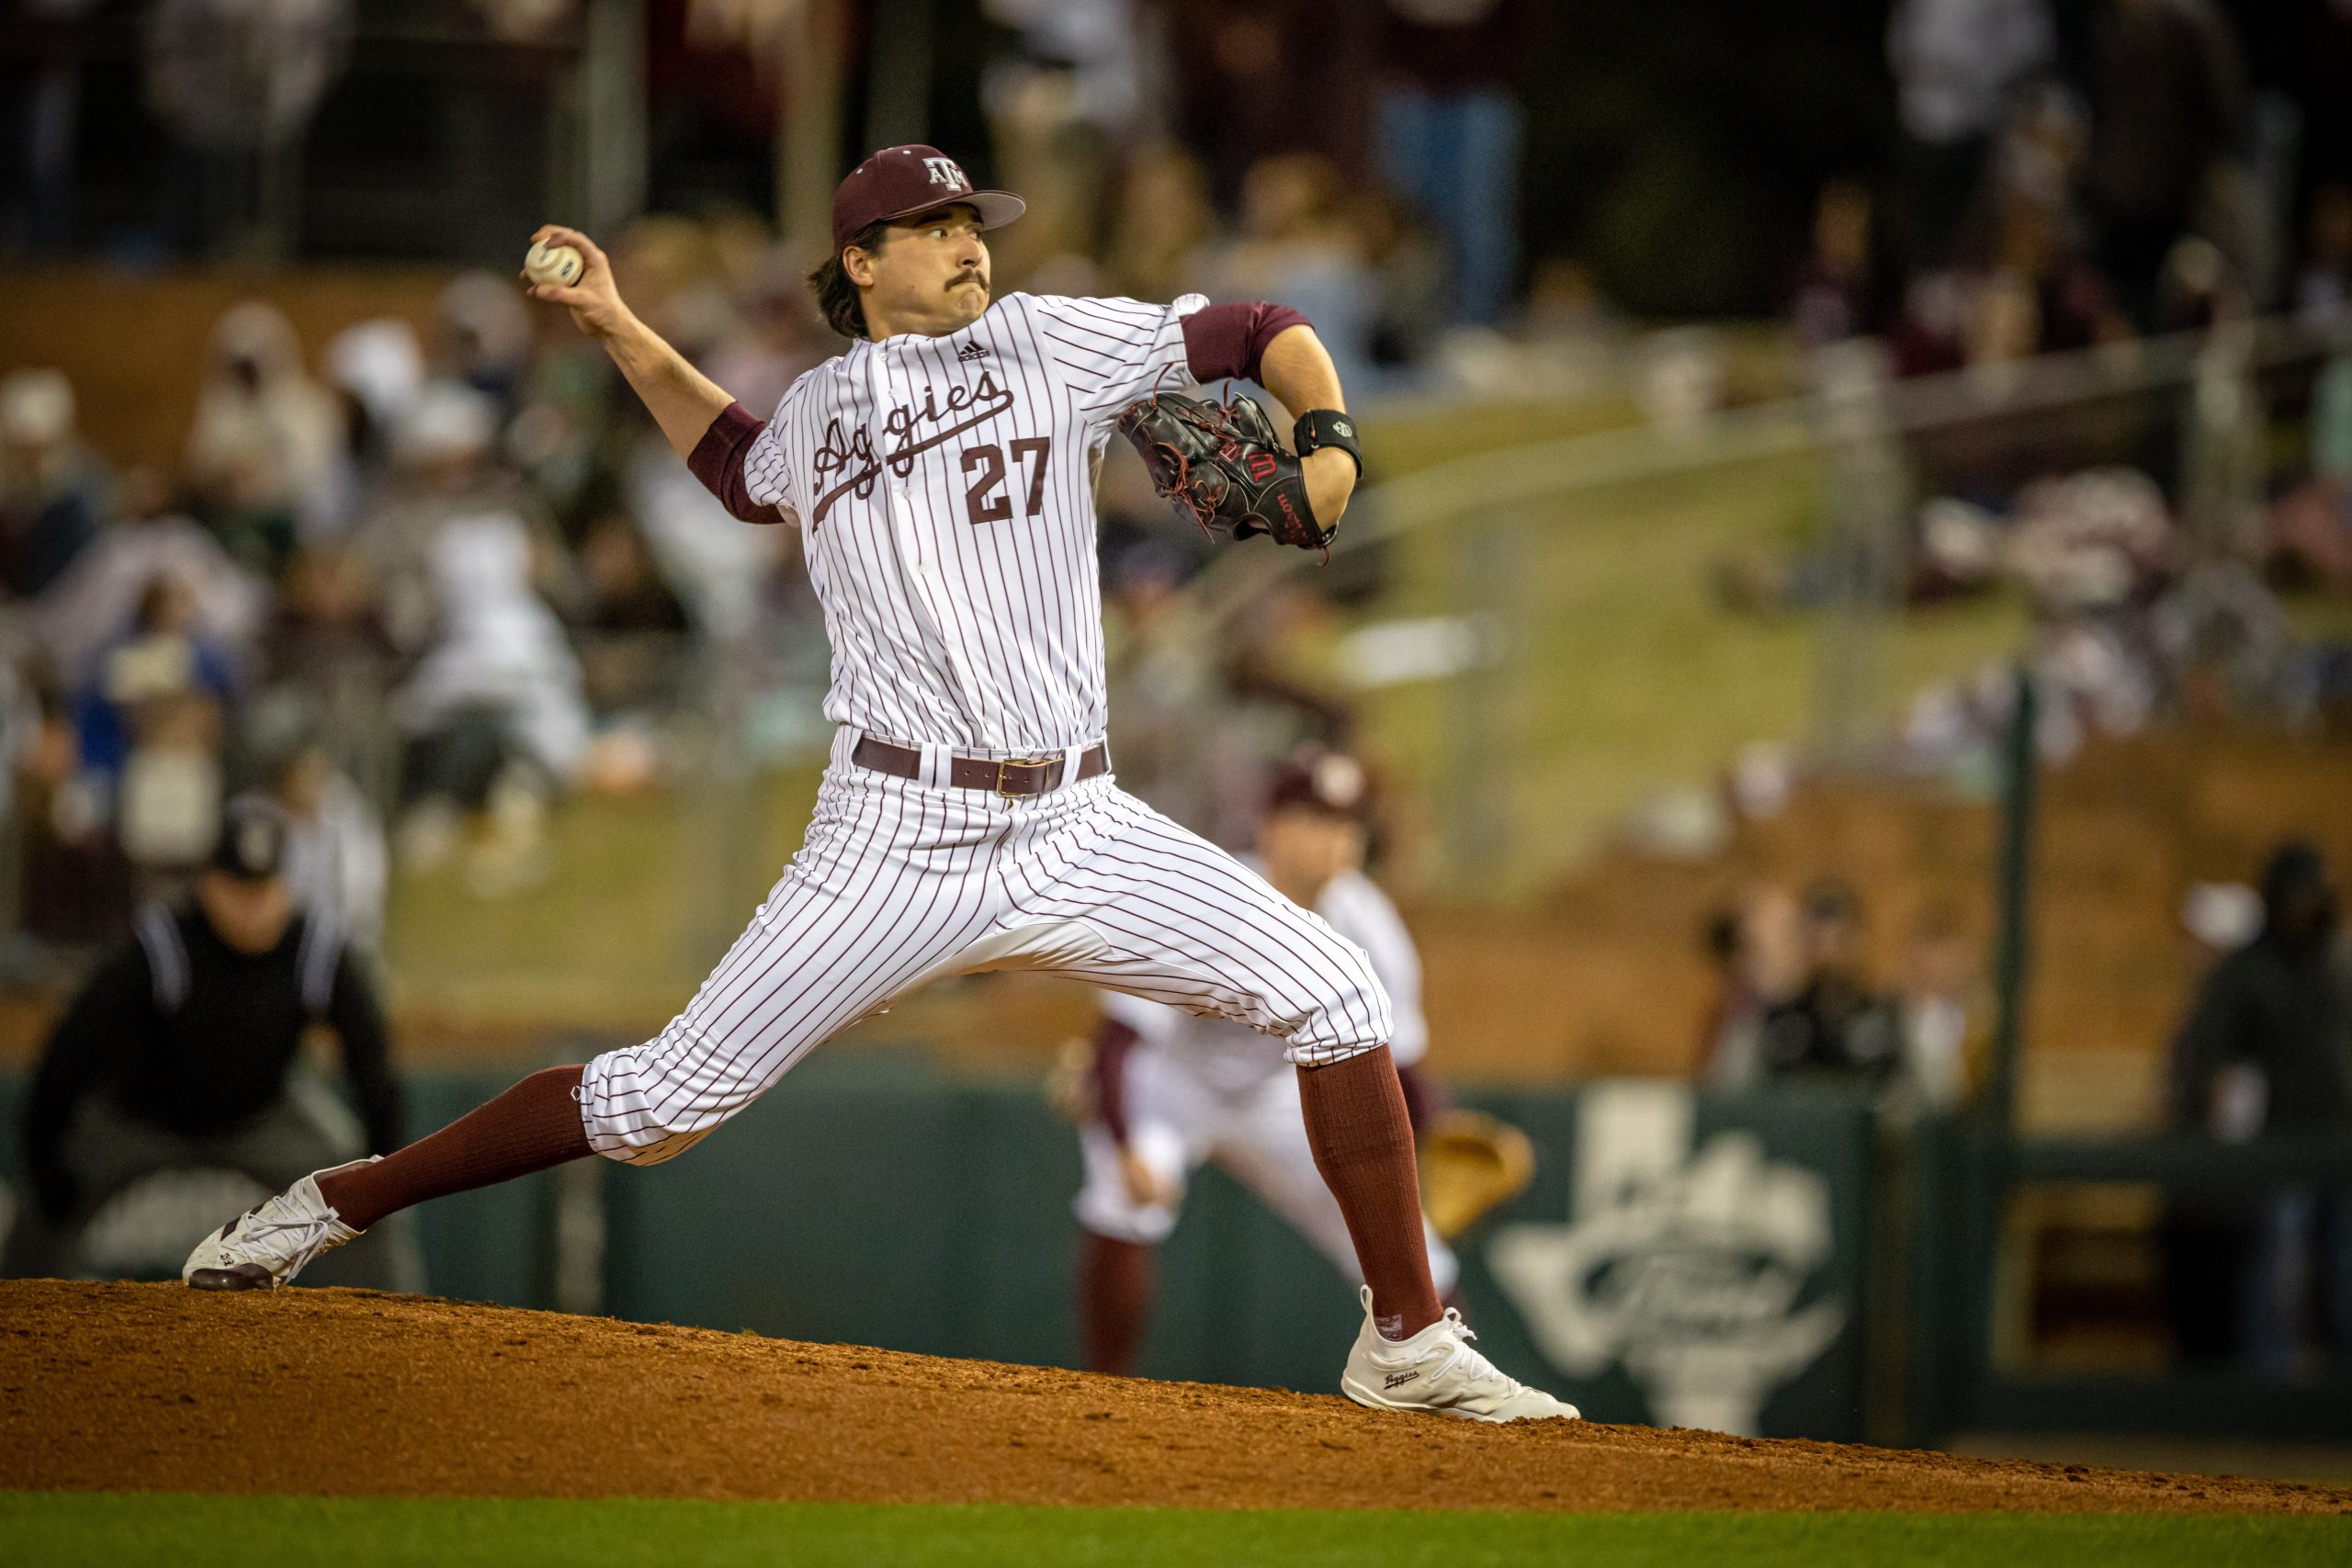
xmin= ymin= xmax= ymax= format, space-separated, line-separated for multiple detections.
xmin=0 ymin=209 xmax=1395 ymax=976
xmin=1802 ymin=0 xmax=2346 ymax=370
xmin=0 ymin=232 xmax=851 ymax=971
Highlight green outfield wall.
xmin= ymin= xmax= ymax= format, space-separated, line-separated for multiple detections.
xmin=0 ymin=1057 xmax=1877 ymax=1439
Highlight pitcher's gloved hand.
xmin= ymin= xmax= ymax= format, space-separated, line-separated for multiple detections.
xmin=1114 ymin=389 xmax=1336 ymax=554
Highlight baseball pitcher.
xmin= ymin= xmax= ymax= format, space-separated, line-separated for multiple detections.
xmin=180 ymin=145 xmax=1573 ymax=1423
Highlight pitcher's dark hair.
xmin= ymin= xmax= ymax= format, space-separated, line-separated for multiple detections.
xmin=807 ymin=221 xmax=889 ymax=340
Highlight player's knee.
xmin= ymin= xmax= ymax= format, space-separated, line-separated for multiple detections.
xmin=577 ymin=1041 xmax=747 ymax=1167
xmin=1286 ymin=964 xmax=1394 ymax=1064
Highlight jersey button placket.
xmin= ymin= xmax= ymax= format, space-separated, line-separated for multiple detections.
xmin=876 ymin=348 xmax=990 ymax=745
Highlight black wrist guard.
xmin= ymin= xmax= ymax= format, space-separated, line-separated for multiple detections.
xmin=1292 ymin=409 xmax=1362 ymax=478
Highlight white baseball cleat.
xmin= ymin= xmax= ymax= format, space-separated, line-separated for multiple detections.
xmin=181 ymin=1158 xmax=374 ymax=1291
xmin=1340 ymin=1288 xmax=1579 ymax=1423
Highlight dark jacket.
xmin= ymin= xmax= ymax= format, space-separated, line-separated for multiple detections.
xmin=21 ymin=899 xmax=399 ymax=1219
xmin=2168 ymin=934 xmax=2352 ymax=1135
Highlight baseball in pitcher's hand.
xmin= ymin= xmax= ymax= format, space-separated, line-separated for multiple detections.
xmin=524 ymin=224 xmax=633 ymax=340
xmin=1302 ymin=446 xmax=1355 ymax=528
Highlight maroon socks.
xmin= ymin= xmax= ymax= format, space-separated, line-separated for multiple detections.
xmin=1297 ymin=1045 xmax=1443 ymax=1340
xmin=1078 ymin=1230 xmax=1156 ymax=1375
xmin=317 ymin=1065 xmax=594 ymax=1232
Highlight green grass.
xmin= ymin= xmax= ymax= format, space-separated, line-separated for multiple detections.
xmin=3 ymin=1494 xmax=2344 ymax=1568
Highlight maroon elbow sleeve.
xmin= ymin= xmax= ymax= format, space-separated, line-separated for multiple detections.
xmin=686 ymin=401 xmax=780 ymax=524
xmin=1182 ymin=301 xmax=1312 ymax=385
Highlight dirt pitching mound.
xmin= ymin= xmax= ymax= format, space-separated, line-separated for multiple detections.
xmin=4 ymin=1280 xmax=2345 ymax=1515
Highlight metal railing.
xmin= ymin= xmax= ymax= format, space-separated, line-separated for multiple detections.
xmin=1182 ymin=317 xmax=2350 ymax=901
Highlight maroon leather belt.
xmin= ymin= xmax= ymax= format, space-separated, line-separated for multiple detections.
xmin=852 ymin=736 xmax=1109 ymax=797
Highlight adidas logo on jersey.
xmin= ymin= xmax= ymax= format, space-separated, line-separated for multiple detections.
xmin=957 ymin=341 xmax=989 ymax=362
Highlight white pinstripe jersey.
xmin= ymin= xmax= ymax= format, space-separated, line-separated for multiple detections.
xmin=741 ymin=290 xmax=1209 ymax=754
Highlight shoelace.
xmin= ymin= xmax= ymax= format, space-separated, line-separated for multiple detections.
xmin=1415 ymin=1313 xmax=1525 ymax=1405
xmin=229 ymin=1200 xmax=344 ymax=1279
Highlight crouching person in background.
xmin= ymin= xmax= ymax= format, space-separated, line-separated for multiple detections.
xmin=2 ymin=798 xmax=422 ymax=1290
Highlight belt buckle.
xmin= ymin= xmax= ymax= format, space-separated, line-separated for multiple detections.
xmin=994 ymin=755 xmax=1057 ymax=798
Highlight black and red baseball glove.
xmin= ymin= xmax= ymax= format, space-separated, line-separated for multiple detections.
xmin=1114 ymin=389 xmax=1336 ymax=554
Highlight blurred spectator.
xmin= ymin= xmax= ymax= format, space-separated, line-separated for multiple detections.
xmin=2165 ymin=841 xmax=2352 ymax=1376
xmin=0 ymin=367 xmax=104 ymax=598
xmin=1885 ymin=0 xmax=2056 ymax=272
xmin=258 ymin=543 xmax=396 ymax=710
xmin=1757 ymin=879 xmax=1904 ymax=1084
xmin=2269 ymin=341 xmax=2352 ymax=593
xmin=434 ymin=270 xmax=536 ymax=412
xmin=701 ymin=253 xmax=836 ymax=420
xmin=266 ymin=734 xmax=388 ymax=953
xmin=35 ymin=467 xmax=266 ymax=695
xmin=1699 ymin=885 xmax=1805 ymax=1088
xmin=574 ymin=512 xmax=692 ymax=716
xmin=322 ymin=316 xmax=426 ymax=522
xmin=77 ymin=572 xmax=239 ymax=875
xmin=1169 ymin=0 xmax=1377 ymax=207
xmin=2085 ymin=0 xmax=2246 ymax=333
xmin=980 ymin=0 xmax=1149 ymax=283
xmin=1102 ymin=142 xmax=1217 ymax=303
xmin=391 ymin=513 xmax=586 ymax=896
xmin=504 ymin=347 xmax=623 ymax=548
xmin=142 ymin=0 xmax=353 ymax=257
xmin=1896 ymin=908 xmax=1975 ymax=1111
xmin=623 ymin=413 xmax=784 ymax=646
xmin=2292 ymin=184 xmax=2352 ymax=332
xmin=1372 ymin=0 xmax=1535 ymax=328
xmin=184 ymin=300 xmax=345 ymax=570
xmin=1887 ymin=268 xmax=1973 ymax=378
xmin=1351 ymin=187 xmax=1449 ymax=374
xmin=1986 ymin=79 xmax=2090 ymax=237
xmin=9 ymin=667 xmax=131 ymax=953
xmin=74 ymin=571 xmax=235 ymax=773
xmin=0 ymin=4 xmax=92 ymax=254
xmin=1965 ymin=196 xmax=2133 ymax=367
xmin=1102 ymin=537 xmax=1218 ymax=835
xmin=1790 ymin=180 xmax=1890 ymax=350
xmin=1197 ymin=154 xmax=1380 ymax=390
xmin=2 ymin=796 xmax=417 ymax=1290
xmin=360 ymin=380 xmax=525 ymax=652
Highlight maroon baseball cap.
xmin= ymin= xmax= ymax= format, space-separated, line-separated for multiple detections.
xmin=1266 ymin=749 xmax=1374 ymax=821
xmin=831 ymin=145 xmax=1025 ymax=254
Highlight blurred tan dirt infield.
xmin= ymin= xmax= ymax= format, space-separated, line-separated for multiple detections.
xmin=5 ymin=1280 xmax=2347 ymax=1515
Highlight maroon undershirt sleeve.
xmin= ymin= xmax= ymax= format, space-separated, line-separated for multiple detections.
xmin=1182 ymin=301 xmax=1312 ymax=386
xmin=1090 ymin=1016 xmax=1143 ymax=1145
xmin=685 ymin=400 xmax=784 ymax=524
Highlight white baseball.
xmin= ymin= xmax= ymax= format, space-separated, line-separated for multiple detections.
xmin=524 ymin=240 xmax=584 ymax=288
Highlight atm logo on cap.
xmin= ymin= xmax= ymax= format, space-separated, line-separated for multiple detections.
xmin=923 ymin=157 xmax=970 ymax=192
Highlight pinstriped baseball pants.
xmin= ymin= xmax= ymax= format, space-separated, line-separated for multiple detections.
xmin=580 ymin=728 xmax=1393 ymax=1165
